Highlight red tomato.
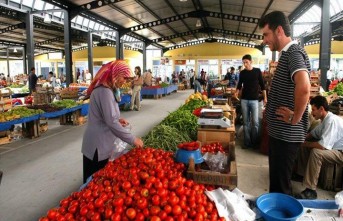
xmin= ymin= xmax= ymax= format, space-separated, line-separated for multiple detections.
xmin=172 ymin=205 xmax=182 ymax=216
xmin=126 ymin=208 xmax=136 ymax=220
xmin=150 ymin=216 xmax=161 ymax=221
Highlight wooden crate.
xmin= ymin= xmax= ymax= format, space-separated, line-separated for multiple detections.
xmin=39 ymin=122 xmax=48 ymax=133
xmin=186 ymin=142 xmax=237 ymax=190
xmin=197 ymin=127 xmax=235 ymax=143
xmin=330 ymin=104 xmax=343 ymax=116
xmin=319 ymin=163 xmax=343 ymax=191
xmin=21 ymin=120 xmax=40 ymax=138
xmin=0 ymin=135 xmax=11 ymax=145
xmin=60 ymin=109 xmax=81 ymax=125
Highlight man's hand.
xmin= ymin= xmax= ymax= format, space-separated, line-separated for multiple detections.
xmin=275 ymin=106 xmax=294 ymax=124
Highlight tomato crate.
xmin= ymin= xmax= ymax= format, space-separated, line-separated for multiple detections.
xmin=186 ymin=142 xmax=237 ymax=190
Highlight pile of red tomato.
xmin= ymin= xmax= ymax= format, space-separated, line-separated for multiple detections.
xmin=177 ymin=141 xmax=200 ymax=151
xmin=40 ymin=148 xmax=225 ymax=221
xmin=201 ymin=142 xmax=226 ymax=154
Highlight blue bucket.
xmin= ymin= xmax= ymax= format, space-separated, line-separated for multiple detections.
xmin=256 ymin=193 xmax=304 ymax=221
xmin=175 ymin=148 xmax=204 ymax=164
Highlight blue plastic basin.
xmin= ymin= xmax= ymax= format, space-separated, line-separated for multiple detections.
xmin=256 ymin=193 xmax=304 ymax=221
xmin=175 ymin=148 xmax=204 ymax=164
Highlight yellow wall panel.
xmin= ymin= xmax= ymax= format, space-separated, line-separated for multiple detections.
xmin=164 ymin=43 xmax=262 ymax=59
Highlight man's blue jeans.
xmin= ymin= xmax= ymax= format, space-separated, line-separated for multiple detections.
xmin=241 ymin=99 xmax=259 ymax=147
xmin=194 ymin=80 xmax=202 ymax=93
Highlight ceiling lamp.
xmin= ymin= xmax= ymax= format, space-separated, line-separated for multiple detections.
xmin=101 ymin=33 xmax=106 ymax=39
xmin=180 ymin=0 xmax=187 ymax=1
xmin=44 ymin=13 xmax=51 ymax=24
xmin=196 ymin=19 xmax=202 ymax=27
xmin=13 ymin=48 xmax=17 ymax=53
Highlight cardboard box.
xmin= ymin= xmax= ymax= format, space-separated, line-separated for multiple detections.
xmin=197 ymin=127 xmax=235 ymax=143
xmin=187 ymin=141 xmax=237 ymax=189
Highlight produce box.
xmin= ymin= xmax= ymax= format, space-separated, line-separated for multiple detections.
xmin=186 ymin=141 xmax=237 ymax=189
xmin=329 ymin=103 xmax=343 ymax=115
xmin=197 ymin=127 xmax=235 ymax=143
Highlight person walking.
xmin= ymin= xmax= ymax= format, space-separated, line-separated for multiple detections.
xmin=130 ymin=66 xmax=143 ymax=111
xmin=82 ymin=60 xmax=144 ymax=183
xmin=236 ymin=54 xmax=267 ymax=149
xmin=28 ymin=67 xmax=38 ymax=94
xmin=259 ymin=11 xmax=311 ymax=195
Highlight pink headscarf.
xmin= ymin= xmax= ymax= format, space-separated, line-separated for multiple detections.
xmin=87 ymin=60 xmax=132 ymax=96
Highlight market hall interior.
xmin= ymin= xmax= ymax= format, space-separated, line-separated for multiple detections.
xmin=0 ymin=89 xmax=336 ymax=221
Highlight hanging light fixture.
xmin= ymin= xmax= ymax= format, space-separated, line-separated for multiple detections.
xmin=44 ymin=13 xmax=51 ymax=24
xmin=179 ymin=0 xmax=187 ymax=1
xmin=13 ymin=48 xmax=17 ymax=53
xmin=101 ymin=33 xmax=106 ymax=39
xmin=196 ymin=19 xmax=202 ymax=27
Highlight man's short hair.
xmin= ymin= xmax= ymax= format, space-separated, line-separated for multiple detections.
xmin=258 ymin=11 xmax=291 ymax=37
xmin=310 ymin=95 xmax=329 ymax=111
xmin=31 ymin=67 xmax=35 ymax=71
xmin=230 ymin=67 xmax=235 ymax=71
xmin=242 ymin=54 xmax=252 ymax=61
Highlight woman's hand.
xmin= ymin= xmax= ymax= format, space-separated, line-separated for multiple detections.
xmin=119 ymin=118 xmax=129 ymax=126
xmin=134 ymin=138 xmax=144 ymax=148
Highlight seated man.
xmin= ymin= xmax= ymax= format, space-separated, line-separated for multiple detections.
xmin=296 ymin=95 xmax=343 ymax=199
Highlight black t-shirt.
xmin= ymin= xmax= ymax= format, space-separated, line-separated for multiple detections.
xmin=28 ymin=73 xmax=38 ymax=90
xmin=236 ymin=67 xmax=265 ymax=100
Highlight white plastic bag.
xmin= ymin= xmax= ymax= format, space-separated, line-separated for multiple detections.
xmin=109 ymin=124 xmax=132 ymax=161
xmin=335 ymin=190 xmax=343 ymax=217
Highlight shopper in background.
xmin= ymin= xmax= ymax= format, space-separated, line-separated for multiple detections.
xmin=259 ymin=11 xmax=311 ymax=195
xmin=295 ymin=96 xmax=343 ymax=199
xmin=143 ymin=69 xmax=153 ymax=87
xmin=224 ymin=67 xmax=237 ymax=88
xmin=130 ymin=66 xmax=143 ymax=111
xmin=28 ymin=67 xmax=38 ymax=94
xmin=82 ymin=60 xmax=144 ymax=183
xmin=48 ymin=71 xmax=56 ymax=87
xmin=235 ymin=54 xmax=267 ymax=149
xmin=85 ymin=69 xmax=92 ymax=84
xmin=326 ymin=69 xmax=333 ymax=91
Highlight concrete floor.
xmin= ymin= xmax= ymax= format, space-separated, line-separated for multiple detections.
xmin=0 ymin=89 xmax=337 ymax=221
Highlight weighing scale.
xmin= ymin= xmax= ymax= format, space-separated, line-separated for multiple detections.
xmin=197 ymin=108 xmax=231 ymax=128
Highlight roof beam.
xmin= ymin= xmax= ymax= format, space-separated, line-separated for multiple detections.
xmin=35 ymin=36 xmax=64 ymax=46
xmin=304 ymin=20 xmax=343 ymax=43
xmin=125 ymin=10 xmax=259 ymax=33
xmin=288 ymin=0 xmax=319 ymax=24
xmin=0 ymin=23 xmax=25 ymax=34
xmin=133 ymin=0 xmax=182 ymax=44
xmin=0 ymin=4 xmax=26 ymax=20
xmin=71 ymin=0 xmax=123 ymax=13
xmin=151 ymin=28 xmax=263 ymax=43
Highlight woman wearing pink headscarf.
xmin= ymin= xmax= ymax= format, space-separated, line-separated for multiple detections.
xmin=82 ymin=60 xmax=144 ymax=183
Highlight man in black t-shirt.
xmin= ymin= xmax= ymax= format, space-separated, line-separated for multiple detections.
xmin=236 ymin=54 xmax=267 ymax=149
xmin=28 ymin=67 xmax=38 ymax=94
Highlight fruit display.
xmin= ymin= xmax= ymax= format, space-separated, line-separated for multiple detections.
xmin=177 ymin=141 xmax=200 ymax=151
xmin=27 ymin=104 xmax=63 ymax=113
xmin=60 ymin=87 xmax=79 ymax=99
xmin=70 ymin=83 xmax=89 ymax=87
xmin=52 ymin=99 xmax=79 ymax=109
xmin=201 ymin=142 xmax=225 ymax=154
xmin=184 ymin=92 xmax=208 ymax=104
xmin=0 ymin=106 xmax=43 ymax=122
xmin=39 ymin=148 xmax=223 ymax=221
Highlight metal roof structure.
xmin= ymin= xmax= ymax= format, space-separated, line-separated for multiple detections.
xmin=0 ymin=0 xmax=342 ymax=59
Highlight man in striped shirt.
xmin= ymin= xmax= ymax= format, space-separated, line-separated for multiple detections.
xmin=259 ymin=11 xmax=311 ymax=195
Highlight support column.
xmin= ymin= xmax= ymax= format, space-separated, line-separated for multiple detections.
xmin=23 ymin=46 xmax=27 ymax=74
xmin=64 ymin=9 xmax=73 ymax=86
xmin=319 ymin=0 xmax=331 ymax=90
xmin=6 ymin=48 xmax=10 ymax=76
xmin=299 ymin=37 xmax=304 ymax=47
xmin=87 ymin=31 xmax=94 ymax=78
xmin=142 ymin=42 xmax=146 ymax=72
xmin=116 ymin=31 xmax=123 ymax=59
xmin=26 ymin=13 xmax=34 ymax=72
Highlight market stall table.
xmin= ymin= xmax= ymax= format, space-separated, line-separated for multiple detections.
xmin=0 ymin=114 xmax=41 ymax=138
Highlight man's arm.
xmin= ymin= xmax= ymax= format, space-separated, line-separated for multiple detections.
xmin=302 ymin=141 xmax=325 ymax=150
xmin=291 ymin=70 xmax=310 ymax=124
